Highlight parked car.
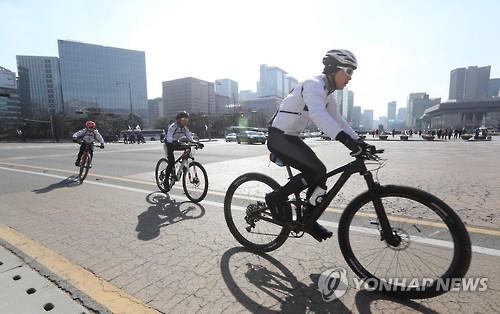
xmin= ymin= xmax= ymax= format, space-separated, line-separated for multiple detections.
xmin=237 ymin=131 xmax=267 ymax=144
xmin=225 ymin=133 xmax=237 ymax=142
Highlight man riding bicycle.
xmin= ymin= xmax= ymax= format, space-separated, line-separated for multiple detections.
xmin=266 ymin=49 xmax=373 ymax=242
xmin=72 ymin=120 xmax=105 ymax=167
xmin=163 ymin=111 xmax=204 ymax=191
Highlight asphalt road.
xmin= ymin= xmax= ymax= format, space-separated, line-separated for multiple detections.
xmin=0 ymin=138 xmax=499 ymax=313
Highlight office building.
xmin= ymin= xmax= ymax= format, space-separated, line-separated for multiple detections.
xmin=58 ymin=40 xmax=148 ymax=119
xmin=258 ymin=64 xmax=297 ymax=98
xmin=351 ymin=106 xmax=361 ymax=129
xmin=421 ymin=99 xmax=500 ymax=130
xmin=240 ymin=96 xmax=282 ymax=127
xmin=148 ymin=97 xmax=163 ymax=127
xmin=361 ymin=109 xmax=374 ymax=130
xmin=489 ymin=78 xmax=500 ymax=98
xmin=449 ymin=67 xmax=466 ymax=101
xmin=335 ymin=87 xmax=350 ymax=119
xmin=239 ymin=90 xmax=258 ymax=101
xmin=215 ymin=93 xmax=232 ymax=114
xmin=464 ymin=65 xmax=490 ymax=100
xmin=215 ymin=79 xmax=239 ymax=102
xmin=387 ymin=101 xmax=397 ymax=124
xmin=378 ymin=116 xmax=388 ymax=130
xmin=347 ymin=91 xmax=354 ymax=122
xmin=162 ymin=77 xmax=215 ymax=119
xmin=16 ymin=56 xmax=63 ymax=117
xmin=397 ymin=108 xmax=407 ymax=123
xmin=0 ymin=66 xmax=21 ymax=132
xmin=406 ymin=92 xmax=441 ymax=128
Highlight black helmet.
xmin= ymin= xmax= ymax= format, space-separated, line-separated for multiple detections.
xmin=175 ymin=111 xmax=190 ymax=119
xmin=322 ymin=49 xmax=358 ymax=74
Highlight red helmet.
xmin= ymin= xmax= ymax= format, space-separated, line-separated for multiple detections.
xmin=85 ymin=120 xmax=96 ymax=129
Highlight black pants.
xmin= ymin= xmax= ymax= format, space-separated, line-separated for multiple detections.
xmin=77 ymin=143 xmax=93 ymax=162
xmin=267 ymin=127 xmax=326 ymax=201
xmin=164 ymin=142 xmax=187 ymax=180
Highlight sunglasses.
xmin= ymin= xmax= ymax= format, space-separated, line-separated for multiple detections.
xmin=337 ymin=66 xmax=354 ymax=76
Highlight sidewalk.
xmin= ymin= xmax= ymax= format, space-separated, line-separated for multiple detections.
xmin=0 ymin=244 xmax=90 ymax=314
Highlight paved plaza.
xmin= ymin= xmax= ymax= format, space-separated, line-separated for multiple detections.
xmin=0 ymin=137 xmax=499 ymax=313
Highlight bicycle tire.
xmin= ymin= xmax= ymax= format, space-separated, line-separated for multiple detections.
xmin=224 ymin=173 xmax=290 ymax=253
xmin=338 ymin=185 xmax=471 ymax=299
xmin=182 ymin=161 xmax=208 ymax=203
xmin=155 ymin=158 xmax=171 ymax=193
xmin=78 ymin=154 xmax=91 ymax=182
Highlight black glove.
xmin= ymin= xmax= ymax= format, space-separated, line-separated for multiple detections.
xmin=336 ymin=131 xmax=373 ymax=156
xmin=100 ymin=144 xmax=105 ymax=149
xmin=197 ymin=143 xmax=204 ymax=149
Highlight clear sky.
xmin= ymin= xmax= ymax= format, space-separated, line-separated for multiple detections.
xmin=1 ymin=0 xmax=499 ymax=118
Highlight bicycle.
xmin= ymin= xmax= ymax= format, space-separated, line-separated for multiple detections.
xmin=155 ymin=143 xmax=208 ymax=203
xmin=75 ymin=141 xmax=103 ymax=182
xmin=224 ymin=146 xmax=471 ymax=299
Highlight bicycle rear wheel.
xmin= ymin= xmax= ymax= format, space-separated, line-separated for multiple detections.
xmin=78 ymin=153 xmax=91 ymax=182
xmin=182 ymin=161 xmax=208 ymax=203
xmin=338 ymin=185 xmax=471 ymax=299
xmin=224 ymin=173 xmax=290 ymax=253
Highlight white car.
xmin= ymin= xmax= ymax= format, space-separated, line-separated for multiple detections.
xmin=225 ymin=133 xmax=237 ymax=142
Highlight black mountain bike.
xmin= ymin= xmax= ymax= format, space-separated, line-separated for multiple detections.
xmin=75 ymin=142 xmax=103 ymax=182
xmin=155 ymin=143 xmax=208 ymax=203
xmin=224 ymin=146 xmax=471 ymax=299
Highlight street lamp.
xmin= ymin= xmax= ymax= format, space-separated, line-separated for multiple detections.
xmin=201 ymin=81 xmax=213 ymax=141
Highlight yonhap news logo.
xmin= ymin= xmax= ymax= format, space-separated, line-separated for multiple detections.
xmin=317 ymin=267 xmax=488 ymax=302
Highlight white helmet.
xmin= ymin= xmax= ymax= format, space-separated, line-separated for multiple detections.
xmin=322 ymin=49 xmax=358 ymax=74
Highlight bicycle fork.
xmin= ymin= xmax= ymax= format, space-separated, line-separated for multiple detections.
xmin=362 ymin=171 xmax=401 ymax=247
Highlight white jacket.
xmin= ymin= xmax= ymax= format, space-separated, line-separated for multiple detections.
xmin=271 ymin=75 xmax=359 ymax=140
xmin=72 ymin=128 xmax=104 ymax=144
xmin=165 ymin=122 xmax=194 ymax=143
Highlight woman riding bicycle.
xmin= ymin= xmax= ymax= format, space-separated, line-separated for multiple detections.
xmin=163 ymin=111 xmax=204 ymax=191
xmin=266 ymin=49 xmax=373 ymax=242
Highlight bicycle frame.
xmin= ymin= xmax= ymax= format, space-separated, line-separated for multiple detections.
xmin=285 ymin=157 xmax=401 ymax=246
xmin=79 ymin=143 xmax=94 ymax=167
xmin=172 ymin=147 xmax=194 ymax=180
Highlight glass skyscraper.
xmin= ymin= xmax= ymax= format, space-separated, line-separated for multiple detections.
xmin=58 ymin=40 xmax=148 ymax=119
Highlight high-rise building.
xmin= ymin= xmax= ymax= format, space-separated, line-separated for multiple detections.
xmin=464 ymin=65 xmax=490 ymax=100
xmin=378 ymin=116 xmax=388 ymax=130
xmin=16 ymin=56 xmax=63 ymax=117
xmin=162 ymin=77 xmax=215 ymax=119
xmin=215 ymin=93 xmax=232 ymax=114
xmin=58 ymin=40 xmax=148 ymax=119
xmin=215 ymin=79 xmax=239 ymax=102
xmin=0 ymin=66 xmax=21 ymax=131
xmin=148 ymin=97 xmax=163 ymax=127
xmin=258 ymin=64 xmax=296 ymax=98
xmin=387 ymin=101 xmax=397 ymax=126
xmin=335 ymin=87 xmax=350 ymax=119
xmin=361 ymin=109 xmax=374 ymax=130
xmin=488 ymin=78 xmax=500 ymax=98
xmin=241 ymin=96 xmax=282 ymax=127
xmin=347 ymin=91 xmax=354 ymax=122
xmin=449 ymin=67 xmax=466 ymax=101
xmin=284 ymin=75 xmax=299 ymax=95
xmin=351 ymin=106 xmax=361 ymax=129
xmin=406 ymin=92 xmax=441 ymax=128
xmin=397 ymin=107 xmax=407 ymax=123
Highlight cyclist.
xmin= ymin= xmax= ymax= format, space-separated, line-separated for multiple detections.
xmin=72 ymin=120 xmax=105 ymax=167
xmin=163 ymin=111 xmax=204 ymax=191
xmin=266 ymin=49 xmax=373 ymax=242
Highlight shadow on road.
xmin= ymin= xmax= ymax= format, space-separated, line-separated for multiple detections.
xmin=354 ymin=289 xmax=438 ymax=314
xmin=135 ymin=192 xmax=205 ymax=241
xmin=220 ymin=247 xmax=350 ymax=313
xmin=32 ymin=176 xmax=81 ymax=194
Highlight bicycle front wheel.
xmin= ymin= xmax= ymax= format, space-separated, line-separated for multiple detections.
xmin=224 ymin=173 xmax=290 ymax=253
xmin=182 ymin=161 xmax=208 ymax=203
xmin=338 ymin=185 xmax=471 ymax=299
xmin=78 ymin=154 xmax=91 ymax=182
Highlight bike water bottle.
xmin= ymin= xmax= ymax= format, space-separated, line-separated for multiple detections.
xmin=309 ymin=186 xmax=327 ymax=206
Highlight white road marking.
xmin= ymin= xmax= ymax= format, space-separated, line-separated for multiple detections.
xmin=1 ymin=165 xmax=499 ymax=258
